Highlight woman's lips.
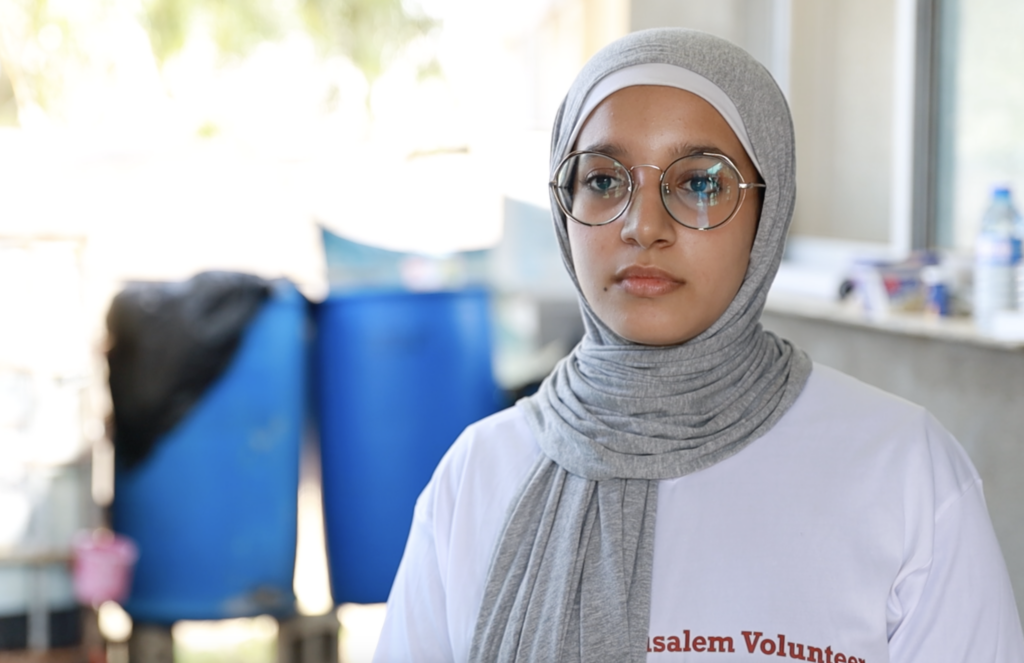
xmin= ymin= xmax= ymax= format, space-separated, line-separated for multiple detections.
xmin=615 ymin=265 xmax=684 ymax=297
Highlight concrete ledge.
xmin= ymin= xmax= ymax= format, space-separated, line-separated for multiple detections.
xmin=766 ymin=291 xmax=1024 ymax=351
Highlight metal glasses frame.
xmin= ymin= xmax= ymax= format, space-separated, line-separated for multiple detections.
xmin=549 ymin=151 xmax=766 ymax=231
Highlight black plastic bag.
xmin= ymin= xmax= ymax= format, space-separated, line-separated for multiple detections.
xmin=107 ymin=271 xmax=271 ymax=468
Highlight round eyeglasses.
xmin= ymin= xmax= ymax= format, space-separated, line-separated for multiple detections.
xmin=549 ymin=151 xmax=766 ymax=230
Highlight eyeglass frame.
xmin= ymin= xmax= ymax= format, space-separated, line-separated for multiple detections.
xmin=548 ymin=150 xmax=766 ymax=231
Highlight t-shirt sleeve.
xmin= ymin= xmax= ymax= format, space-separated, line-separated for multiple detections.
xmin=887 ymin=419 xmax=1024 ymax=661
xmin=372 ymin=409 xmax=541 ymax=661
xmin=372 ymin=472 xmax=456 ymax=663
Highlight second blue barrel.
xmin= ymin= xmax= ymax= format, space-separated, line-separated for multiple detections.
xmin=317 ymin=289 xmax=501 ymax=604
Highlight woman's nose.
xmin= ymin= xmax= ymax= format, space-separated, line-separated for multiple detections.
xmin=619 ymin=167 xmax=677 ymax=248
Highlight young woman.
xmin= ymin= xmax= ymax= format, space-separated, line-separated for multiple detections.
xmin=374 ymin=28 xmax=1024 ymax=662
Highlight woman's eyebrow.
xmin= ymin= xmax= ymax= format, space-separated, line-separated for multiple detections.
xmin=577 ymin=142 xmax=628 ymax=157
xmin=668 ymin=143 xmax=723 ymax=158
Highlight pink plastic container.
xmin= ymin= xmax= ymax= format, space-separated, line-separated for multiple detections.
xmin=72 ymin=530 xmax=138 ymax=606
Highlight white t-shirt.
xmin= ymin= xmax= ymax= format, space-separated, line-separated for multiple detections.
xmin=374 ymin=364 xmax=1024 ymax=662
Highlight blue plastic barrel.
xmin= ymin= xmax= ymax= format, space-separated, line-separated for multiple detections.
xmin=317 ymin=289 xmax=501 ymax=604
xmin=113 ymin=283 xmax=306 ymax=623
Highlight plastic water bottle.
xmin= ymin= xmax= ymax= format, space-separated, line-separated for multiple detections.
xmin=973 ymin=187 xmax=1023 ymax=333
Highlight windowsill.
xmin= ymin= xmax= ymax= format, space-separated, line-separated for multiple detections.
xmin=764 ymin=290 xmax=1024 ymax=352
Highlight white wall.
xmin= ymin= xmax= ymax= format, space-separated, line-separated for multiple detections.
xmin=789 ymin=0 xmax=896 ymax=244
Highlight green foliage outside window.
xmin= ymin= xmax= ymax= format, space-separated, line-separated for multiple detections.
xmin=139 ymin=0 xmax=438 ymax=85
xmin=0 ymin=0 xmax=87 ymax=125
xmin=140 ymin=0 xmax=288 ymax=64
xmin=299 ymin=0 xmax=438 ymax=85
xmin=0 ymin=0 xmax=440 ymax=124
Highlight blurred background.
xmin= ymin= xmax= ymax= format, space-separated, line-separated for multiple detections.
xmin=2 ymin=0 xmax=1024 ymax=661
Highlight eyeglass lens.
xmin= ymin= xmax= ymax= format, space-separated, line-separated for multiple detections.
xmin=552 ymin=153 xmax=742 ymax=229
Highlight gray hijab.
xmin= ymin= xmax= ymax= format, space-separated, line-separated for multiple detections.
xmin=469 ymin=28 xmax=811 ymax=662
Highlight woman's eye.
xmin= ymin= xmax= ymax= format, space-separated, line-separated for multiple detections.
xmin=583 ymin=172 xmax=625 ymax=196
xmin=681 ymin=173 xmax=721 ymax=195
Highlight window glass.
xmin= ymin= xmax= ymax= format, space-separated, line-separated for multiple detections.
xmin=943 ymin=0 xmax=1024 ymax=251
xmin=788 ymin=0 xmax=897 ymax=245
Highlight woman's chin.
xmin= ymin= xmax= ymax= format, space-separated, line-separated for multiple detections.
xmin=611 ymin=319 xmax=705 ymax=347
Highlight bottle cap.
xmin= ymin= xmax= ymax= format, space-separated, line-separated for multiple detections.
xmin=993 ymin=186 xmax=1012 ymax=199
